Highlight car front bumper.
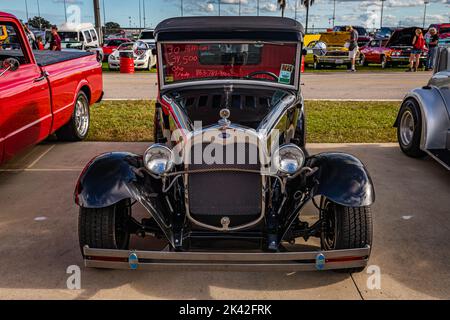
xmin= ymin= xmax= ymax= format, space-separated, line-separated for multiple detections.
xmin=389 ymin=56 xmax=427 ymax=63
xmin=317 ymin=57 xmax=352 ymax=65
xmin=108 ymin=60 xmax=147 ymax=69
xmin=83 ymin=245 xmax=371 ymax=271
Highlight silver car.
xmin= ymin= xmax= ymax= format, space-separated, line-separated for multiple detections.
xmin=395 ymin=46 xmax=450 ymax=170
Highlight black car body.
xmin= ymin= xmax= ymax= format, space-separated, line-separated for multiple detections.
xmin=75 ymin=17 xmax=374 ymax=272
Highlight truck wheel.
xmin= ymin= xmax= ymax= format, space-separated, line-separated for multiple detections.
xmin=78 ymin=199 xmax=131 ymax=254
xmin=397 ymin=99 xmax=426 ymax=158
xmin=320 ymin=198 xmax=373 ymax=273
xmin=56 ymin=91 xmax=90 ymax=141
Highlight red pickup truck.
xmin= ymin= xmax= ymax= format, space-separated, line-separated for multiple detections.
xmin=0 ymin=12 xmax=103 ymax=165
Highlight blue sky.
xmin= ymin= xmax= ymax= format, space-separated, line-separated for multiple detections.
xmin=1 ymin=0 xmax=449 ymax=29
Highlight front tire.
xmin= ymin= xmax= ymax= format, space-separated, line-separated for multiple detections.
xmin=78 ymin=199 xmax=132 ymax=255
xmin=320 ymin=198 xmax=373 ymax=273
xmin=397 ymin=99 xmax=426 ymax=158
xmin=56 ymin=91 xmax=90 ymax=141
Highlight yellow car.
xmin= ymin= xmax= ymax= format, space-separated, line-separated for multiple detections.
xmin=0 ymin=25 xmax=8 ymax=41
xmin=304 ymin=31 xmax=358 ymax=69
xmin=304 ymin=34 xmax=320 ymax=47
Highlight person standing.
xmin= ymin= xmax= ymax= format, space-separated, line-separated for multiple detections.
xmin=426 ymin=27 xmax=439 ymax=71
xmin=407 ymin=29 xmax=425 ymax=72
xmin=23 ymin=22 xmax=37 ymax=49
xmin=346 ymin=25 xmax=359 ymax=72
xmin=50 ymin=25 xmax=61 ymax=51
xmin=36 ymin=36 xmax=44 ymax=50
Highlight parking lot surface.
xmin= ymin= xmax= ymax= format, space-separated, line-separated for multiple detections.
xmin=0 ymin=142 xmax=449 ymax=299
xmin=103 ymin=72 xmax=432 ymax=100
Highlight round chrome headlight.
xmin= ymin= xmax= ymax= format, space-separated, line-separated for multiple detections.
xmin=143 ymin=144 xmax=174 ymax=175
xmin=273 ymin=144 xmax=305 ymax=175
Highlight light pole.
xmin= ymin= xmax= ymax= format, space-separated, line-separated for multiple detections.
xmin=219 ymin=0 xmax=221 ymax=16
xmin=295 ymin=0 xmax=298 ymax=21
xmin=181 ymin=0 xmax=183 ymax=17
xmin=63 ymin=0 xmax=67 ymax=22
xmin=24 ymin=0 xmax=29 ymax=21
xmin=239 ymin=0 xmax=241 ymax=16
xmin=332 ymin=0 xmax=336 ymax=27
xmin=257 ymin=0 xmax=259 ymax=16
xmin=102 ymin=0 xmax=106 ymax=25
xmin=423 ymin=0 xmax=429 ymax=29
xmin=143 ymin=0 xmax=146 ymax=28
xmin=36 ymin=0 xmax=41 ymax=28
xmin=138 ymin=0 xmax=142 ymax=29
xmin=380 ymin=0 xmax=385 ymax=28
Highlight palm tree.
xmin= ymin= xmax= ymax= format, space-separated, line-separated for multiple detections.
xmin=302 ymin=0 xmax=315 ymax=33
xmin=278 ymin=0 xmax=286 ymax=17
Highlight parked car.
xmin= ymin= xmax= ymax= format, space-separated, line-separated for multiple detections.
xmin=385 ymin=27 xmax=428 ymax=67
xmin=107 ymin=40 xmax=156 ymax=70
xmin=359 ymin=38 xmax=390 ymax=68
xmin=101 ymin=37 xmax=129 ymax=61
xmin=394 ymin=46 xmax=450 ymax=170
xmin=304 ymin=31 xmax=358 ymax=69
xmin=46 ymin=22 xmax=103 ymax=61
xmin=0 ymin=12 xmax=103 ymax=165
xmin=138 ymin=28 xmax=155 ymax=48
xmin=374 ymin=27 xmax=397 ymax=40
xmin=333 ymin=25 xmax=371 ymax=47
xmin=76 ymin=17 xmax=374 ymax=273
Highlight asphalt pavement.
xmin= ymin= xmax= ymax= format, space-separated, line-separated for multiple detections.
xmin=0 ymin=142 xmax=448 ymax=299
xmin=103 ymin=71 xmax=433 ymax=101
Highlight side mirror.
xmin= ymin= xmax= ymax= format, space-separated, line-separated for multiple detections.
xmin=151 ymin=48 xmax=157 ymax=56
xmin=301 ymin=48 xmax=307 ymax=56
xmin=0 ymin=58 xmax=20 ymax=77
xmin=4 ymin=58 xmax=20 ymax=71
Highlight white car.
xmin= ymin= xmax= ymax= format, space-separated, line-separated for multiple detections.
xmin=108 ymin=41 xmax=156 ymax=70
xmin=138 ymin=29 xmax=155 ymax=47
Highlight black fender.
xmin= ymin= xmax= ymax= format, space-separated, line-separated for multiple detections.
xmin=74 ymin=152 xmax=143 ymax=208
xmin=308 ymin=152 xmax=375 ymax=207
xmin=74 ymin=152 xmax=176 ymax=245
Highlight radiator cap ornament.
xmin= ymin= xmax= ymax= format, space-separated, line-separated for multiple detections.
xmin=218 ymin=108 xmax=231 ymax=128
xmin=221 ymin=216 xmax=230 ymax=230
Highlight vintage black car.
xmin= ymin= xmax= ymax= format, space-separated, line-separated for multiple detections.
xmin=75 ymin=17 xmax=374 ymax=273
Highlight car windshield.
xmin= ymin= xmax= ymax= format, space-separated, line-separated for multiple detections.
xmin=139 ymin=31 xmax=154 ymax=40
xmin=59 ymin=31 xmax=78 ymax=43
xmin=161 ymin=42 xmax=299 ymax=86
xmin=118 ymin=43 xmax=134 ymax=50
xmin=105 ymin=39 xmax=126 ymax=46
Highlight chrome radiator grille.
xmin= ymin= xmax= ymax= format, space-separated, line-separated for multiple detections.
xmin=187 ymin=142 xmax=262 ymax=226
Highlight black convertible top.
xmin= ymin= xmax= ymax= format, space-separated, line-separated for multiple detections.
xmin=33 ymin=50 xmax=93 ymax=66
xmin=155 ymin=16 xmax=304 ymax=42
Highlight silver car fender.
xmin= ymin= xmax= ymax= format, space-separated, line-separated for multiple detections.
xmin=396 ymin=87 xmax=449 ymax=150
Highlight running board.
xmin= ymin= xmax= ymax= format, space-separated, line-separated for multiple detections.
xmin=426 ymin=149 xmax=450 ymax=170
xmin=83 ymin=245 xmax=371 ymax=271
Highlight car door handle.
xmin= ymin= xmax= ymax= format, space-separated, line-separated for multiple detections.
xmin=34 ymin=71 xmax=49 ymax=82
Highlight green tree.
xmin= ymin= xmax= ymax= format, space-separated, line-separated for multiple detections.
xmin=277 ymin=0 xmax=286 ymax=17
xmin=302 ymin=0 xmax=315 ymax=33
xmin=27 ymin=16 xmax=51 ymax=30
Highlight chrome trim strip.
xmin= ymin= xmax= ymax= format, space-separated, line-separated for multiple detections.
xmin=83 ymin=245 xmax=370 ymax=271
xmin=3 ymin=114 xmax=52 ymax=141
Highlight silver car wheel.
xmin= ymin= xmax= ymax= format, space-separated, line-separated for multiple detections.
xmin=399 ymin=110 xmax=414 ymax=146
xmin=74 ymin=95 xmax=89 ymax=137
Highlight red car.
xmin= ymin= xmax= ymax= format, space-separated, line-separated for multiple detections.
xmin=101 ymin=38 xmax=130 ymax=61
xmin=359 ymin=38 xmax=390 ymax=68
xmin=360 ymin=27 xmax=428 ymax=68
xmin=0 ymin=12 xmax=103 ymax=165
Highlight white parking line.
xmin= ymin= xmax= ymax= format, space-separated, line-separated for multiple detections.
xmin=26 ymin=144 xmax=56 ymax=169
xmin=0 ymin=168 xmax=83 ymax=172
xmin=102 ymin=98 xmax=403 ymax=102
